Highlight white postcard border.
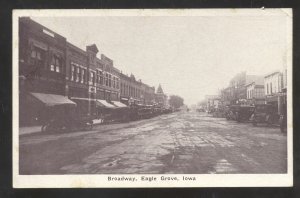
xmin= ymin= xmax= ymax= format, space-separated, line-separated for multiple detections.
xmin=12 ymin=9 xmax=293 ymax=188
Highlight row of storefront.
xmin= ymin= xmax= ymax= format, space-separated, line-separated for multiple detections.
xmin=217 ymin=71 xmax=287 ymax=115
xmin=19 ymin=17 xmax=166 ymax=126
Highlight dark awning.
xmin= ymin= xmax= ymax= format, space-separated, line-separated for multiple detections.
xmin=30 ymin=92 xmax=77 ymax=107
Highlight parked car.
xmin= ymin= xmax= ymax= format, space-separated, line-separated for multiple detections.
xmin=250 ymin=104 xmax=280 ymax=126
xmin=235 ymin=105 xmax=255 ymax=122
xmin=226 ymin=105 xmax=254 ymax=122
xmin=196 ymin=108 xmax=205 ymax=112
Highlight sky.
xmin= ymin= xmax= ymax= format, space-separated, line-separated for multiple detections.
xmin=31 ymin=10 xmax=290 ymax=105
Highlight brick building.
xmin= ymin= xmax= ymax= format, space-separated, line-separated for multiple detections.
xmin=19 ymin=17 xmax=162 ymax=125
xmin=141 ymin=83 xmax=155 ymax=105
xmin=120 ymin=73 xmax=142 ymax=105
xmin=19 ymin=17 xmax=75 ymax=126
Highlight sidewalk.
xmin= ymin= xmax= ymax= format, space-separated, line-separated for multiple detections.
xmin=19 ymin=126 xmax=42 ymax=135
xmin=19 ymin=119 xmax=104 ymax=136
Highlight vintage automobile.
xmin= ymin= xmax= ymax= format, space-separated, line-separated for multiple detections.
xmin=137 ymin=105 xmax=153 ymax=119
xmin=225 ymin=105 xmax=239 ymax=120
xmin=41 ymin=107 xmax=94 ymax=132
xmin=196 ymin=108 xmax=205 ymax=112
xmin=226 ymin=105 xmax=254 ymax=122
xmin=235 ymin=105 xmax=255 ymax=122
xmin=250 ymin=104 xmax=280 ymax=126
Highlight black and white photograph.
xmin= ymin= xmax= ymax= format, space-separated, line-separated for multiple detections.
xmin=12 ymin=9 xmax=293 ymax=188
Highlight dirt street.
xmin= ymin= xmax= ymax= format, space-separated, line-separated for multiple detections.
xmin=19 ymin=111 xmax=287 ymax=174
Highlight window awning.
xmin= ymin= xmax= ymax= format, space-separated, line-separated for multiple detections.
xmin=96 ymin=100 xmax=116 ymax=108
xmin=70 ymin=97 xmax=96 ymax=102
xmin=30 ymin=92 xmax=76 ymax=107
xmin=112 ymin=101 xmax=127 ymax=108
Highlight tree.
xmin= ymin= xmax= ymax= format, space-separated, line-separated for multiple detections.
xmin=168 ymin=95 xmax=184 ymax=109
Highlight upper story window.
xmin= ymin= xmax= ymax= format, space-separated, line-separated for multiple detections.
xmin=81 ymin=69 xmax=85 ymax=83
xmin=90 ymin=71 xmax=95 ymax=84
xmin=116 ymin=78 xmax=119 ymax=89
xmin=113 ymin=76 xmax=116 ymax=88
xmin=71 ymin=65 xmax=75 ymax=81
xmin=99 ymin=71 xmax=103 ymax=85
xmin=108 ymin=74 xmax=112 ymax=87
xmin=76 ymin=67 xmax=80 ymax=82
xmin=30 ymin=47 xmax=45 ymax=66
xmin=105 ymin=73 xmax=109 ymax=86
xmin=50 ymin=55 xmax=62 ymax=73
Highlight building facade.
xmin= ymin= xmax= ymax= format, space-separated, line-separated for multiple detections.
xmin=155 ymin=84 xmax=167 ymax=107
xmin=264 ymin=71 xmax=283 ymax=96
xmin=221 ymin=72 xmax=264 ymax=105
xmin=264 ymin=71 xmax=284 ymax=114
xmin=66 ymin=42 xmax=89 ymax=99
xmin=19 ymin=17 xmax=67 ymax=96
xmin=120 ymin=73 xmax=143 ymax=105
xmin=246 ymin=82 xmax=265 ymax=105
xmin=19 ymin=17 xmax=165 ymax=125
xmin=141 ymin=83 xmax=155 ymax=105
xmin=205 ymin=95 xmax=220 ymax=110
xmin=19 ymin=17 xmax=69 ymax=125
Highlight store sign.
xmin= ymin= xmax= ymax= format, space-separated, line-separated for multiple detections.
xmin=89 ymin=86 xmax=96 ymax=93
xmin=43 ymin=29 xmax=55 ymax=37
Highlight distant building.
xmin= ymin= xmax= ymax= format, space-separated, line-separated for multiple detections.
xmin=120 ymin=73 xmax=143 ymax=105
xmin=205 ymin=95 xmax=220 ymax=110
xmin=155 ymin=84 xmax=167 ymax=107
xmin=264 ymin=71 xmax=284 ymax=113
xmin=264 ymin=71 xmax=283 ymax=96
xmin=141 ymin=83 xmax=155 ymax=105
xmin=246 ymin=82 xmax=265 ymax=105
xmin=222 ymin=72 xmax=264 ymax=105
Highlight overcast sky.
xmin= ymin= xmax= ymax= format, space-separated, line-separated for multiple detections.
xmin=31 ymin=10 xmax=290 ymax=105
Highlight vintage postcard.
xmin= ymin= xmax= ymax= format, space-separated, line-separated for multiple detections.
xmin=12 ymin=9 xmax=293 ymax=188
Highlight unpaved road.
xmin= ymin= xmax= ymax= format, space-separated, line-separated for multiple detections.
xmin=19 ymin=111 xmax=287 ymax=174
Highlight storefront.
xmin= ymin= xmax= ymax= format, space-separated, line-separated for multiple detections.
xmin=20 ymin=92 xmax=76 ymax=126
